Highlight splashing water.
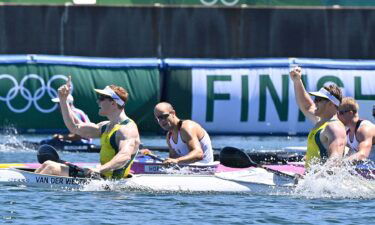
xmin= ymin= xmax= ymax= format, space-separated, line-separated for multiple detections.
xmin=81 ymin=179 xmax=154 ymax=192
xmin=0 ymin=126 xmax=32 ymax=152
xmin=159 ymin=165 xmax=216 ymax=175
xmin=293 ymin=159 xmax=375 ymax=199
xmin=81 ymin=179 xmax=119 ymax=192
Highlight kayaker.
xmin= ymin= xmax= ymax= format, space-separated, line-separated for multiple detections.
xmin=152 ymin=102 xmax=214 ymax=164
xmin=36 ymin=76 xmax=140 ymax=179
xmin=290 ymin=66 xmax=346 ymax=169
xmin=43 ymin=94 xmax=92 ymax=144
xmin=337 ymin=97 xmax=375 ymax=161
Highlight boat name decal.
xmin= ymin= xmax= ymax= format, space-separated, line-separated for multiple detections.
xmin=35 ymin=176 xmax=89 ymax=185
xmin=144 ymin=165 xmax=162 ymax=173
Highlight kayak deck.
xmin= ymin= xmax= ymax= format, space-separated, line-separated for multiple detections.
xmin=0 ymin=167 xmax=296 ymax=193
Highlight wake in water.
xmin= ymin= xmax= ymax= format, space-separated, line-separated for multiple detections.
xmin=81 ymin=179 xmax=175 ymax=193
xmin=159 ymin=165 xmax=216 ymax=175
xmin=80 ymin=179 xmax=119 ymax=192
xmin=293 ymin=159 xmax=375 ymax=199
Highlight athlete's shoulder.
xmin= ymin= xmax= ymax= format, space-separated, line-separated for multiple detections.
xmin=180 ymin=120 xmax=202 ymax=131
xmin=357 ymin=120 xmax=375 ymax=135
xmin=118 ymin=119 xmax=139 ymax=138
xmin=180 ymin=120 xmax=206 ymax=139
xmin=327 ymin=117 xmax=345 ymax=127
xmin=325 ymin=119 xmax=346 ymax=137
xmin=360 ymin=119 xmax=375 ymax=127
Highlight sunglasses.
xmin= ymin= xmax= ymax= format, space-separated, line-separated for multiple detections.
xmin=338 ymin=109 xmax=356 ymax=115
xmin=98 ymin=95 xmax=113 ymax=101
xmin=156 ymin=113 xmax=170 ymax=121
xmin=314 ymin=97 xmax=328 ymax=103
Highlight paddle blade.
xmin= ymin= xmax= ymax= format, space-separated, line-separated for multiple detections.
xmin=37 ymin=144 xmax=60 ymax=163
xmin=220 ymin=147 xmax=257 ymax=168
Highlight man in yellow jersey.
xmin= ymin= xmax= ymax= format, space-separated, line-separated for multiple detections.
xmin=152 ymin=102 xmax=214 ymax=164
xmin=337 ymin=97 xmax=375 ymax=161
xmin=290 ymin=66 xmax=346 ymax=169
xmin=36 ymin=76 xmax=140 ymax=179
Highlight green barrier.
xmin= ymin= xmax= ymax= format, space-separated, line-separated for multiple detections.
xmin=0 ymin=57 xmax=161 ymax=133
xmin=163 ymin=69 xmax=192 ymax=120
xmin=1 ymin=0 xmax=374 ymax=7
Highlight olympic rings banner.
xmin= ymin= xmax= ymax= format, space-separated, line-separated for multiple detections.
xmin=164 ymin=58 xmax=375 ymax=135
xmin=0 ymin=55 xmax=161 ymax=133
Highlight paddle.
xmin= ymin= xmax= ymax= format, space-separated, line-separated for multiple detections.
xmin=219 ymin=146 xmax=298 ymax=180
xmin=37 ymin=144 xmax=65 ymax=164
xmin=37 ymin=144 xmax=100 ymax=178
xmin=144 ymin=152 xmax=165 ymax=162
xmin=143 ymin=152 xmax=182 ymax=170
xmin=139 ymin=143 xmax=222 ymax=153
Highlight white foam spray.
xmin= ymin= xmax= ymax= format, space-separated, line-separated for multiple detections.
xmin=293 ymin=159 xmax=375 ymax=199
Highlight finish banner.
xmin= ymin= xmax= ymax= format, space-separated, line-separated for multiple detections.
xmin=165 ymin=58 xmax=375 ymax=135
xmin=0 ymin=55 xmax=161 ymax=133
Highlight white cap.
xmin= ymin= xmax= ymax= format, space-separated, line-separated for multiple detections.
xmin=94 ymin=86 xmax=125 ymax=107
xmin=51 ymin=94 xmax=74 ymax=103
xmin=309 ymin=88 xmax=340 ymax=106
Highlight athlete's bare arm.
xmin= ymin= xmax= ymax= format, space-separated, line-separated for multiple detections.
xmin=164 ymin=121 xmax=204 ymax=164
xmin=322 ymin=121 xmax=346 ymax=159
xmin=290 ymin=66 xmax=319 ymax=124
xmin=347 ymin=125 xmax=374 ymax=161
xmin=58 ymin=76 xmax=102 ymax=138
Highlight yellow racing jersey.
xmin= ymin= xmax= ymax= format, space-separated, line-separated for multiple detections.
xmin=305 ymin=120 xmax=331 ymax=169
xmin=99 ymin=119 xmax=138 ymax=179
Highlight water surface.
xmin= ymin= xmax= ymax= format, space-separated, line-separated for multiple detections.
xmin=0 ymin=134 xmax=373 ymax=225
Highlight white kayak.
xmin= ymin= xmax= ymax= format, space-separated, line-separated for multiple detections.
xmin=0 ymin=167 xmax=296 ymax=193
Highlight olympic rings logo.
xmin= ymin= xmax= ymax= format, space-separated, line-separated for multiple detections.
xmin=200 ymin=0 xmax=240 ymax=6
xmin=0 ymin=74 xmax=72 ymax=113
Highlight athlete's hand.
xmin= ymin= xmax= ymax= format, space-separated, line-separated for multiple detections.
xmin=140 ymin=149 xmax=152 ymax=155
xmin=58 ymin=76 xmax=72 ymax=103
xmin=163 ymin=158 xmax=179 ymax=165
xmin=290 ymin=66 xmax=302 ymax=81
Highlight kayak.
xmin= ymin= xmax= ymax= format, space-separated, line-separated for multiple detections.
xmin=2 ymin=144 xmax=373 ymax=193
xmin=2 ymin=160 xmax=375 ymax=193
xmin=0 ymin=166 xmax=297 ymax=193
xmin=0 ymin=146 xmax=305 ymax=192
